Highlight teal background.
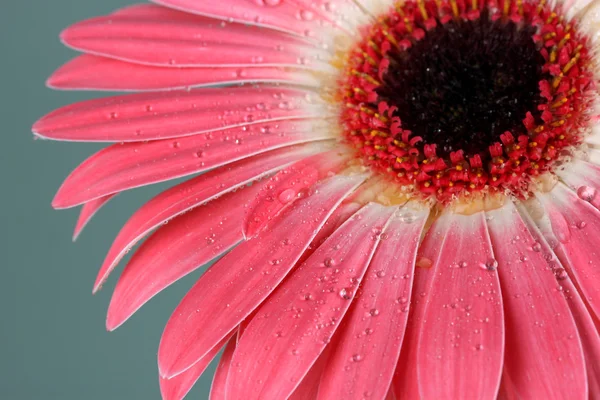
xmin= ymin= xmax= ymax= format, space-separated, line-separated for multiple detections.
xmin=1 ymin=1 xmax=216 ymax=398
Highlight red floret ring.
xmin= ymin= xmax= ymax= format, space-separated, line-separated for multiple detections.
xmin=338 ymin=0 xmax=595 ymax=203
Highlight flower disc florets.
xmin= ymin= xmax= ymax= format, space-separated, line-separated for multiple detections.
xmin=338 ymin=0 xmax=595 ymax=203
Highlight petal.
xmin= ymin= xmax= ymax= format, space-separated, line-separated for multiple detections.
xmin=151 ymin=0 xmax=336 ymax=37
xmin=53 ymin=122 xmax=332 ymax=209
xmin=289 ymin=0 xmax=371 ymax=32
xmin=211 ymin=319 xmax=254 ymax=400
xmin=567 ymin=290 xmax=600 ymax=398
xmin=487 ymin=201 xmax=587 ymax=399
xmin=73 ymin=194 xmax=116 ymax=241
xmin=556 ymin=158 xmax=600 ymax=211
xmin=565 ymin=0 xmax=595 ymax=21
xmin=209 ymin=336 xmax=237 ymax=400
xmin=159 ymin=335 xmax=230 ymax=400
xmin=288 ymin=349 xmax=330 ymax=400
xmin=518 ymin=204 xmax=600 ymax=398
xmin=535 ymin=183 xmax=600 ymax=320
xmin=34 ymin=86 xmax=325 ymax=142
xmin=94 ymin=143 xmax=324 ymax=292
xmin=243 ymin=149 xmax=350 ymax=238
xmin=298 ymin=201 xmax=363 ymax=265
xmin=48 ymin=55 xmax=320 ymax=92
xmin=106 ymin=185 xmax=261 ymax=330
xmin=158 ymin=174 xmax=367 ymax=378
xmin=417 ymin=211 xmax=504 ymax=399
xmin=60 ymin=7 xmax=331 ymax=69
xmin=392 ymin=214 xmax=450 ymax=397
xmin=317 ymin=204 xmax=429 ymax=399
xmin=226 ymin=203 xmax=395 ymax=400
xmin=579 ymin=1 xmax=600 ymax=46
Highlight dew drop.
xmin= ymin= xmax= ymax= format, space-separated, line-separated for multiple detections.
xmin=339 ymin=288 xmax=352 ymax=299
xmin=554 ymin=268 xmax=568 ymax=280
xmin=299 ymin=10 xmax=314 ymax=20
xmin=577 ymin=186 xmax=597 ymax=203
xmin=416 ymin=257 xmax=433 ymax=269
xmin=278 ymin=189 xmax=296 ymax=204
xmin=369 ymin=308 xmax=380 ymax=317
xmin=480 ymin=258 xmax=498 ymax=271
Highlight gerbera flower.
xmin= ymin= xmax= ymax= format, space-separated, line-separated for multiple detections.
xmin=34 ymin=0 xmax=600 ymax=398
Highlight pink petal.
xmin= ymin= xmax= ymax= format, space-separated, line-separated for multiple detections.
xmin=487 ymin=201 xmax=586 ymax=399
xmin=93 ymin=143 xmax=324 ymax=293
xmin=417 ymin=211 xmax=504 ymax=399
xmin=209 ymin=336 xmax=237 ymax=400
xmin=518 ymin=205 xmax=600 ymax=398
xmin=537 ymin=183 xmax=600 ymax=320
xmin=226 ymin=203 xmax=395 ymax=400
xmin=562 ymin=283 xmax=600 ymax=398
xmin=73 ymin=194 xmax=116 ymax=241
xmin=60 ymin=7 xmax=329 ymax=69
xmin=47 ymin=55 xmax=319 ymax=92
xmin=106 ymin=185 xmax=261 ymax=330
xmin=298 ymin=201 xmax=363 ymax=265
xmin=159 ymin=335 xmax=230 ymax=400
xmin=288 ymin=349 xmax=330 ymax=400
xmin=52 ymin=122 xmax=332 ymax=209
xmin=210 ymin=319 xmax=254 ymax=400
xmin=317 ymin=205 xmax=429 ymax=399
xmin=151 ymin=0 xmax=334 ymax=37
xmin=158 ymin=174 xmax=367 ymax=378
xmin=243 ymin=149 xmax=350 ymax=238
xmin=34 ymin=86 xmax=323 ymax=142
xmin=392 ymin=215 xmax=450 ymax=397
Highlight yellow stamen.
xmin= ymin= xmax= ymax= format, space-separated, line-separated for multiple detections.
xmin=503 ymin=0 xmax=511 ymax=17
xmin=535 ymin=0 xmax=547 ymax=15
xmin=551 ymin=97 xmax=568 ymax=108
xmin=563 ymin=53 xmax=581 ymax=74
xmin=450 ymin=0 xmax=459 ymax=17
xmin=418 ymin=0 xmax=428 ymax=20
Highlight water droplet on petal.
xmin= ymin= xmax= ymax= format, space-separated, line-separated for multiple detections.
xmin=278 ymin=189 xmax=296 ymax=204
xmin=416 ymin=257 xmax=433 ymax=268
xmin=323 ymin=257 xmax=335 ymax=267
xmin=369 ymin=308 xmax=380 ymax=317
xmin=339 ymin=288 xmax=352 ymax=299
xmin=480 ymin=258 xmax=498 ymax=271
xmin=577 ymin=186 xmax=597 ymax=203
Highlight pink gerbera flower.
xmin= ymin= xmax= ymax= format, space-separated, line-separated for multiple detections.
xmin=35 ymin=0 xmax=600 ymax=398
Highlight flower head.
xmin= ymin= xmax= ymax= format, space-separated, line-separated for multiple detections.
xmin=35 ymin=0 xmax=600 ymax=399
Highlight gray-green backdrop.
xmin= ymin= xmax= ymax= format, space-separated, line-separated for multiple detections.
xmin=1 ymin=1 xmax=217 ymax=398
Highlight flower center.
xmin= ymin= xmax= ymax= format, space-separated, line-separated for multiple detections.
xmin=338 ymin=0 xmax=595 ymax=203
xmin=378 ymin=11 xmax=544 ymax=157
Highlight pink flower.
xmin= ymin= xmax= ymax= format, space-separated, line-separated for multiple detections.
xmin=34 ymin=0 xmax=600 ymax=398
